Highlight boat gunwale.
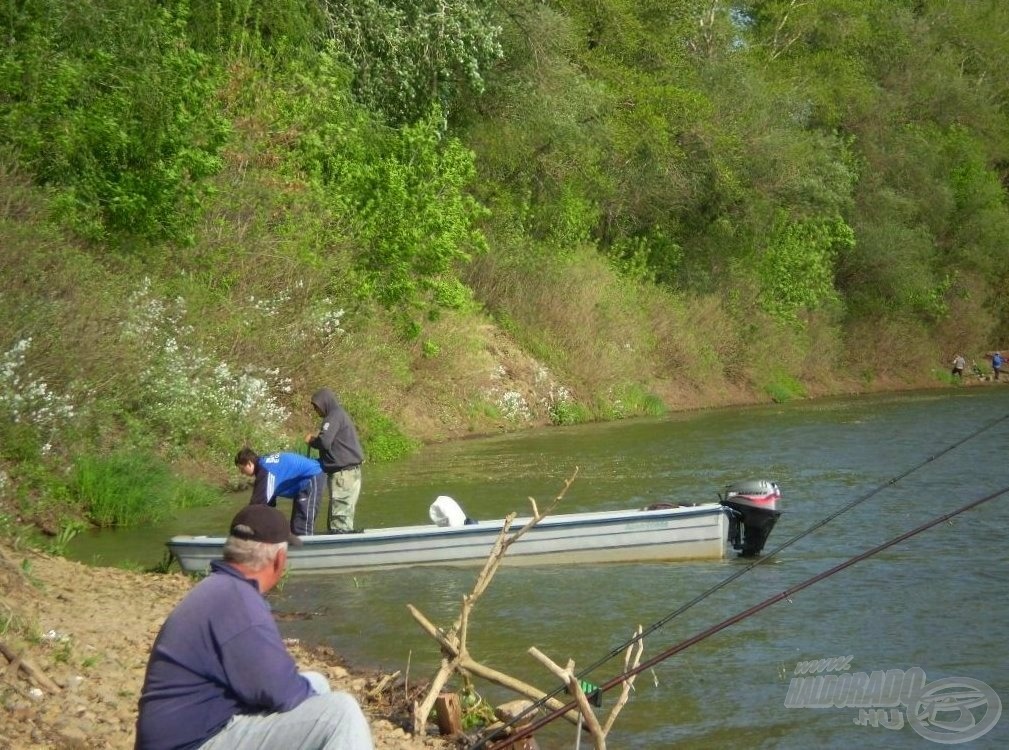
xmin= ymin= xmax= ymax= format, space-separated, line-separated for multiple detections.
xmin=167 ymin=502 xmax=726 ymax=548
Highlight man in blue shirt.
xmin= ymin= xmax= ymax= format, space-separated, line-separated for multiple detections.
xmin=235 ymin=447 xmax=323 ymax=536
xmin=135 ymin=504 xmax=372 ymax=750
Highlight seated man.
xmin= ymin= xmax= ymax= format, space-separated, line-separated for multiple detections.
xmin=135 ymin=504 xmax=373 ymax=750
xmin=235 ymin=447 xmax=323 ymax=536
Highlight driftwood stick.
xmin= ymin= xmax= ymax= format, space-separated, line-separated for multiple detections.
xmin=602 ymin=626 xmax=644 ymax=735
xmin=407 ymin=604 xmax=442 ymax=641
xmin=473 ymin=469 xmax=577 ymax=595
xmin=410 ymin=470 xmax=581 ymax=734
xmin=459 ymin=655 xmax=581 ymax=725
xmin=458 ymin=601 xmax=471 ymax=659
xmin=408 ymin=605 xmax=460 ymax=655
xmin=0 ymin=639 xmax=61 ymax=694
xmin=404 ymin=649 xmax=412 ymax=705
xmin=469 ymin=514 xmax=516 ymax=602
xmin=572 ymin=686 xmax=606 ymax=750
xmin=527 ymin=648 xmax=604 ymax=741
xmin=414 ymin=660 xmax=457 ymax=734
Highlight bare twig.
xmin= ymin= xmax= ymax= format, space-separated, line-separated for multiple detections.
xmin=409 ymin=470 xmax=581 ymax=735
xmin=366 ymin=670 xmax=401 ymax=701
xmin=528 ymin=648 xmax=606 ymax=749
xmin=0 ymin=639 xmax=61 ymax=694
xmin=601 ymin=626 xmax=644 ymax=736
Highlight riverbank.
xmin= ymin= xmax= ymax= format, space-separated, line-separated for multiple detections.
xmin=2 ymin=376 xmax=1002 ymax=748
xmin=0 ymin=542 xmax=458 ymax=750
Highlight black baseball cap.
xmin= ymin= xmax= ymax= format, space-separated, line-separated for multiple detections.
xmin=229 ymin=505 xmax=303 ymax=546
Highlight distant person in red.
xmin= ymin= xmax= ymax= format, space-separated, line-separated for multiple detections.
xmin=305 ymin=388 xmax=364 ymax=533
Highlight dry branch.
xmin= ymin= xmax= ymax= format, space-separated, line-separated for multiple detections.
xmin=366 ymin=670 xmax=401 ymax=700
xmin=0 ymin=639 xmax=62 ymax=693
xmin=528 ymin=647 xmax=606 ymax=749
xmin=409 ymin=470 xmax=580 ymax=735
xmin=601 ymin=626 xmax=644 ymax=736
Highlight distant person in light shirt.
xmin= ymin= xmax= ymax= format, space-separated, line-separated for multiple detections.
xmin=951 ymin=353 xmax=965 ymax=380
xmin=135 ymin=504 xmax=373 ymax=750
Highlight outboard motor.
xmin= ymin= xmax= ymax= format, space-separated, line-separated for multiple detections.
xmin=719 ymin=480 xmax=781 ymax=557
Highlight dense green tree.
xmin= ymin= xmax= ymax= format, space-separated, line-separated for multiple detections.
xmin=257 ymin=51 xmax=488 ymax=321
xmin=185 ymin=0 xmax=327 ymax=57
xmin=320 ymin=0 xmax=503 ymax=124
xmin=732 ymin=0 xmax=1009 ymax=328
xmin=0 ymin=0 xmax=228 ymax=242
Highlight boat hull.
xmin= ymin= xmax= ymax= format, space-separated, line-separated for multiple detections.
xmin=168 ymin=504 xmax=729 ymax=575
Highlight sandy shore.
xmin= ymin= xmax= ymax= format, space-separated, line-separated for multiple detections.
xmin=0 ymin=542 xmax=458 ymax=750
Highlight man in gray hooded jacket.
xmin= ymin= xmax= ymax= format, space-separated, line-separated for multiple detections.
xmin=305 ymin=388 xmax=364 ymax=532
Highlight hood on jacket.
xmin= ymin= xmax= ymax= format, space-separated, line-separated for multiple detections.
xmin=311 ymin=388 xmax=340 ymax=414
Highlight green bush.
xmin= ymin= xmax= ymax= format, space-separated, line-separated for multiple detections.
xmin=549 ymin=399 xmax=591 ymax=426
xmin=71 ymin=450 xmax=218 ymax=527
xmin=268 ymin=55 xmax=487 ymax=320
xmin=0 ymin=420 xmax=43 ymax=463
xmin=344 ymin=398 xmax=419 ymax=462
xmin=756 ymin=214 xmax=852 ymax=325
xmin=763 ymin=372 xmax=807 ymax=404
xmin=321 ymin=0 xmax=502 ymax=124
xmin=0 ymin=0 xmax=229 ymax=242
xmin=596 ymin=384 xmax=667 ymax=420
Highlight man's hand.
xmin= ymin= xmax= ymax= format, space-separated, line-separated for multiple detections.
xmin=304 ymin=433 xmax=314 ymax=444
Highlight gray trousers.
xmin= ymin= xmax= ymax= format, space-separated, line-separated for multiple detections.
xmin=198 ymin=672 xmax=373 ymax=750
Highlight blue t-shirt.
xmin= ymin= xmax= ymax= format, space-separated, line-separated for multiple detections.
xmin=135 ymin=561 xmax=312 ymax=750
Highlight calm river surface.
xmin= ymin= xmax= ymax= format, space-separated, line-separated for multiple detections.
xmin=70 ymin=388 xmax=1009 ymax=748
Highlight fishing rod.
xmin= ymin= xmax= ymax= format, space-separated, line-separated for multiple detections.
xmin=469 ymin=411 xmax=1009 ymax=748
xmin=488 ymin=483 xmax=1009 ymax=749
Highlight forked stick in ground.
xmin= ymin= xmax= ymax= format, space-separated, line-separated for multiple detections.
xmin=527 ymin=624 xmax=644 ymax=750
xmin=409 ymin=469 xmax=580 ymax=735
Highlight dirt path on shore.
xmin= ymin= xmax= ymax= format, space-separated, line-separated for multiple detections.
xmin=0 ymin=543 xmax=457 ymax=750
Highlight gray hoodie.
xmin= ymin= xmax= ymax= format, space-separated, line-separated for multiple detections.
xmin=308 ymin=388 xmax=364 ymax=473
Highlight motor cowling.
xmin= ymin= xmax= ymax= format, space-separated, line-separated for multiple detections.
xmin=719 ymin=480 xmax=781 ymax=557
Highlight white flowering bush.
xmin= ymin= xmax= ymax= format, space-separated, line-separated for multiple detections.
xmin=482 ymin=363 xmax=531 ymax=423
xmin=246 ymin=289 xmax=291 ymax=318
xmin=497 ymin=389 xmax=532 ymax=421
xmin=0 ymin=338 xmax=79 ymax=441
xmin=482 ymin=361 xmax=585 ymax=425
xmin=533 ymin=364 xmax=581 ymax=424
xmin=121 ymin=280 xmax=292 ymax=453
xmin=311 ymin=298 xmax=347 ymax=340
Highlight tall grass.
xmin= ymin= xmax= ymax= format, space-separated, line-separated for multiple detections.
xmin=71 ymin=451 xmax=219 ymax=527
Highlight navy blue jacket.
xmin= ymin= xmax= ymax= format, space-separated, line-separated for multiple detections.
xmin=135 ymin=561 xmax=312 ymax=750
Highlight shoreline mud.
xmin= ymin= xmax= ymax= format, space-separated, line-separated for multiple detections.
xmin=0 ymin=543 xmax=457 ymax=750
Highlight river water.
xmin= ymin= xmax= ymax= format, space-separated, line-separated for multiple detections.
xmin=70 ymin=388 xmax=1009 ymax=748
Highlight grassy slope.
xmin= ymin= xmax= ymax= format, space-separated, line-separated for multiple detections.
xmin=0 ymin=53 xmax=987 ymax=541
